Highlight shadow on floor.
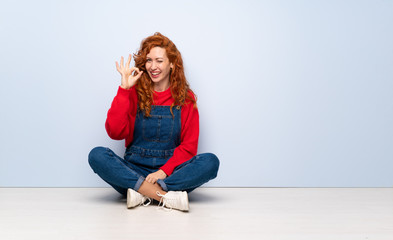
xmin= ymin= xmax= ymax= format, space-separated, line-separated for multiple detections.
xmin=89 ymin=188 xmax=221 ymax=204
xmin=89 ymin=190 xmax=126 ymax=204
xmin=188 ymin=189 xmax=221 ymax=203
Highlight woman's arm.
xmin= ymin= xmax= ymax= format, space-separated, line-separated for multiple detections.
xmin=105 ymin=86 xmax=137 ymax=140
xmin=105 ymin=55 xmax=141 ymax=141
xmin=160 ymin=98 xmax=199 ymax=176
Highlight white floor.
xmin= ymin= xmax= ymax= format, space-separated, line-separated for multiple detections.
xmin=0 ymin=188 xmax=392 ymax=240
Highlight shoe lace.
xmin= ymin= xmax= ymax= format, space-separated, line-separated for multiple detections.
xmin=140 ymin=197 xmax=152 ymax=207
xmin=156 ymin=191 xmax=173 ymax=211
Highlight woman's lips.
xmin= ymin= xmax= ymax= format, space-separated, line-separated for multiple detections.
xmin=151 ymin=72 xmax=160 ymax=78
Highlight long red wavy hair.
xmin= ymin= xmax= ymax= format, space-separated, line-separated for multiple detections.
xmin=133 ymin=32 xmax=196 ymax=117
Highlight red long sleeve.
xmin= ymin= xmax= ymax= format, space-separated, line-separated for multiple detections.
xmin=105 ymin=86 xmax=138 ymax=144
xmin=104 ymin=86 xmax=199 ymax=176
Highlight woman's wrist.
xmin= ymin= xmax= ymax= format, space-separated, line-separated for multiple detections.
xmin=120 ymin=85 xmax=131 ymax=90
xmin=159 ymin=169 xmax=168 ymax=178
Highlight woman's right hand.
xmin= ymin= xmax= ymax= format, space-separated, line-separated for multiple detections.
xmin=116 ymin=54 xmax=143 ymax=90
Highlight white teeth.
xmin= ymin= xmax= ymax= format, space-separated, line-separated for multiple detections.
xmin=151 ymin=72 xmax=160 ymax=76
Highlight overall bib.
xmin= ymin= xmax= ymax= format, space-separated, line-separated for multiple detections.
xmin=89 ymin=105 xmax=219 ymax=196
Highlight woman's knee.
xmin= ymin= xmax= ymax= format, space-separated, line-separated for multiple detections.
xmin=88 ymin=146 xmax=108 ymax=170
xmin=198 ymin=153 xmax=220 ymax=177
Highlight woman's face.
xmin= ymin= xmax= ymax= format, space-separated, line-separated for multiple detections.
xmin=145 ymin=47 xmax=173 ymax=90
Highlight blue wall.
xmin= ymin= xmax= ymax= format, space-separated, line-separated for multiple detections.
xmin=1 ymin=0 xmax=392 ymax=187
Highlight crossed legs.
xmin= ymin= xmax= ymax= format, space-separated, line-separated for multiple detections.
xmin=88 ymin=147 xmax=219 ymax=199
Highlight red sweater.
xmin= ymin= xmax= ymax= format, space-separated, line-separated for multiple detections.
xmin=105 ymin=86 xmax=199 ymax=176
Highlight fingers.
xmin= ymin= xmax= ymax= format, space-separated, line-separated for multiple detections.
xmin=126 ymin=54 xmax=131 ymax=68
xmin=136 ymin=70 xmax=143 ymax=79
xmin=118 ymin=55 xmax=132 ymax=68
xmin=115 ymin=61 xmax=120 ymax=72
xmin=116 ymin=55 xmax=141 ymax=80
xmin=130 ymin=67 xmax=139 ymax=72
xmin=116 ymin=56 xmax=125 ymax=73
xmin=132 ymin=68 xmax=143 ymax=78
xmin=145 ymin=174 xmax=157 ymax=184
xmin=129 ymin=67 xmax=143 ymax=77
xmin=145 ymin=170 xmax=167 ymax=184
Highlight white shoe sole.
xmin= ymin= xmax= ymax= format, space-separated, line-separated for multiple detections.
xmin=182 ymin=191 xmax=189 ymax=212
xmin=127 ymin=188 xmax=136 ymax=208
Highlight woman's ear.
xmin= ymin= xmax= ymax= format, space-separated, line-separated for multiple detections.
xmin=170 ymin=62 xmax=174 ymax=69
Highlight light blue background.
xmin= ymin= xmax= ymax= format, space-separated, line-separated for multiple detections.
xmin=0 ymin=0 xmax=392 ymax=187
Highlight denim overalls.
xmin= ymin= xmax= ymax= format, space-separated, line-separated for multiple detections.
xmin=89 ymin=105 xmax=219 ymax=196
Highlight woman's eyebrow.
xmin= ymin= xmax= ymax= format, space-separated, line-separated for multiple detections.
xmin=146 ymin=56 xmax=164 ymax=59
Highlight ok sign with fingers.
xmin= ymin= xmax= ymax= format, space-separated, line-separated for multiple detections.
xmin=116 ymin=54 xmax=143 ymax=90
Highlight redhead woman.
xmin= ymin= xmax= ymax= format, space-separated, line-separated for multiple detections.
xmin=88 ymin=32 xmax=220 ymax=211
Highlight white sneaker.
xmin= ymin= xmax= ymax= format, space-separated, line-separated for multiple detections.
xmin=156 ymin=191 xmax=189 ymax=211
xmin=127 ymin=188 xmax=151 ymax=208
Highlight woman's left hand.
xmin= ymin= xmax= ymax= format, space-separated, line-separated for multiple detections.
xmin=145 ymin=170 xmax=167 ymax=184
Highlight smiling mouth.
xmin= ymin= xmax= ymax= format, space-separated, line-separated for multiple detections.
xmin=150 ymin=72 xmax=160 ymax=78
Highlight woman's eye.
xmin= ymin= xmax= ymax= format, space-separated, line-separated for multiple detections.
xmin=146 ymin=59 xmax=152 ymax=62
